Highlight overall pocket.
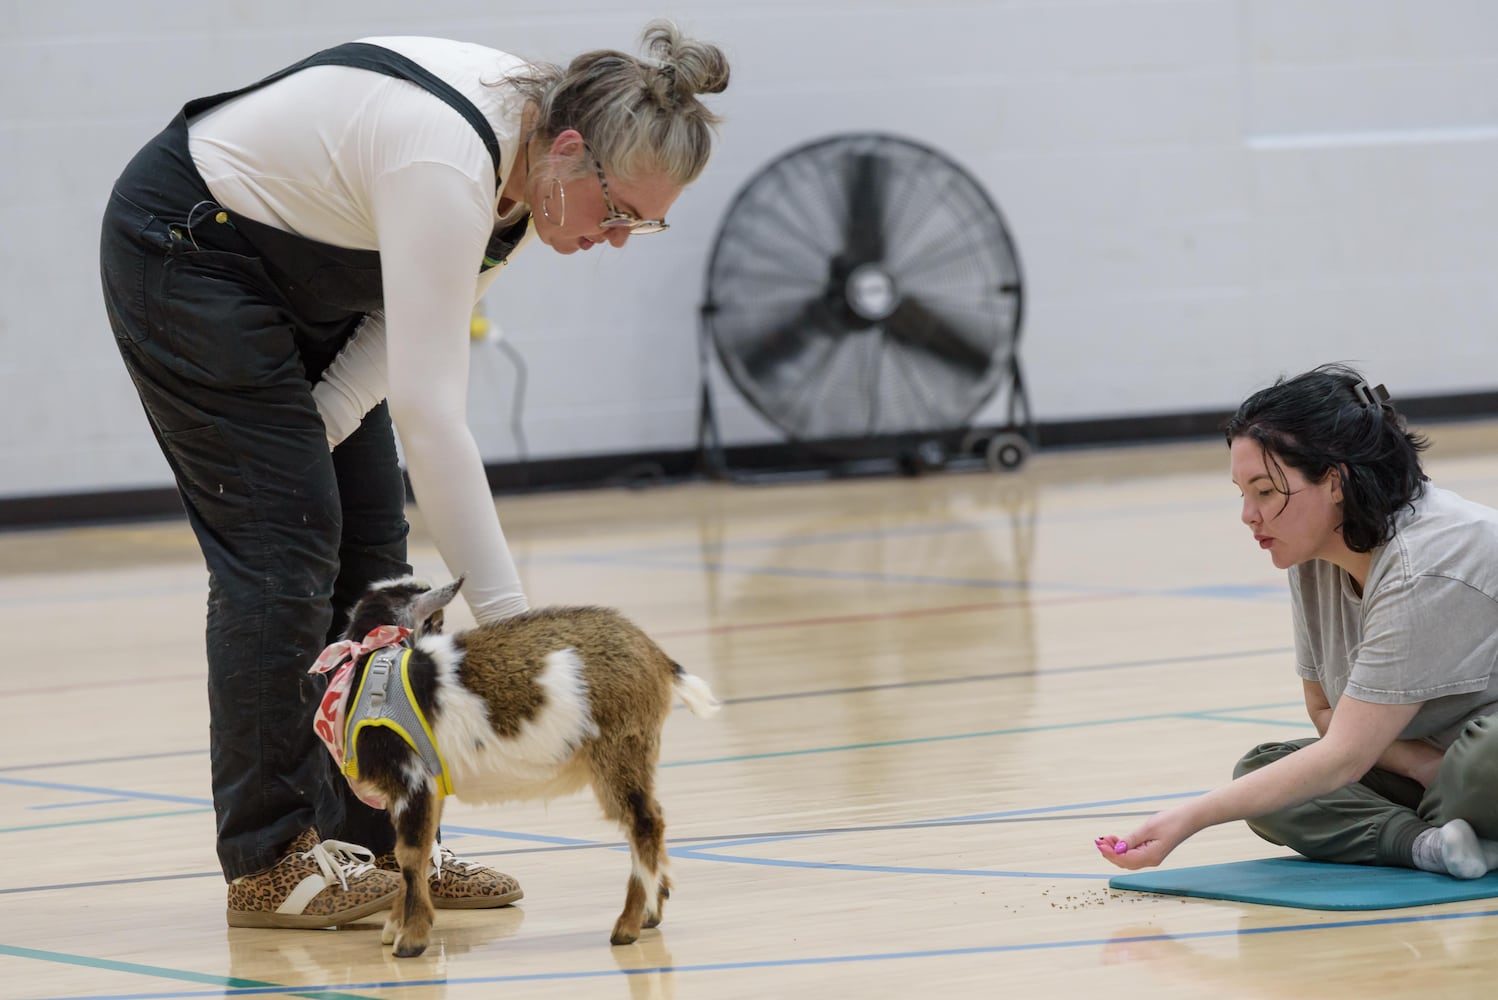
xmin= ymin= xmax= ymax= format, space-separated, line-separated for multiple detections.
xmin=153 ymin=246 xmax=302 ymax=389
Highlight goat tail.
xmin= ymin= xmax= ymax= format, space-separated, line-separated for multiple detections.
xmin=671 ymin=662 xmax=721 ymax=718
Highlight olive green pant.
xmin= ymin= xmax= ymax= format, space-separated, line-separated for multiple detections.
xmin=1234 ymin=713 xmax=1498 ymax=868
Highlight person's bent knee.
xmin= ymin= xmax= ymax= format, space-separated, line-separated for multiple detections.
xmin=1234 ymin=738 xmax=1319 ymax=780
xmin=1448 ymin=715 xmax=1498 ymax=781
xmin=1432 ymin=714 xmax=1498 ymax=824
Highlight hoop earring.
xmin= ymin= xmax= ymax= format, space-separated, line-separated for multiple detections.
xmin=541 ymin=178 xmax=566 ymax=227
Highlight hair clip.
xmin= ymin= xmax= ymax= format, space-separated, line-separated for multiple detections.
xmin=1352 ymin=380 xmax=1390 ymax=407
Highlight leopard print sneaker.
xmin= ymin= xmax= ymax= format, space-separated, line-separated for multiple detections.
xmin=376 ymin=844 xmax=524 ymax=909
xmin=227 ymin=829 xmax=401 ymax=929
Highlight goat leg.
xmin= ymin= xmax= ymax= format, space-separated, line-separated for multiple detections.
xmin=644 ymin=874 xmax=671 ymax=930
xmin=609 ymin=785 xmax=667 ymax=945
xmin=387 ymin=784 xmax=441 ymax=958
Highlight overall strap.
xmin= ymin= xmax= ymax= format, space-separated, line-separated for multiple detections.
xmin=184 ymin=41 xmax=503 ymax=186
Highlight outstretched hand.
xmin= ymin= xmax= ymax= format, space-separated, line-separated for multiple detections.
xmin=1094 ymin=810 xmax=1191 ymax=870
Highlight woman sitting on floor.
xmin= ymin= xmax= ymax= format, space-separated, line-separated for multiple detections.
xmin=1098 ymin=364 xmax=1498 ymax=879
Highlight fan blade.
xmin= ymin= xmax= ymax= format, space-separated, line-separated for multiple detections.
xmin=842 ymin=152 xmax=887 ymax=264
xmin=882 ymin=295 xmax=993 ymax=377
xmin=740 ymin=301 xmax=834 ymax=383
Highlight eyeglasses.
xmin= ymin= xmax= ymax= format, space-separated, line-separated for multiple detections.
xmin=589 ymin=151 xmax=669 ymax=235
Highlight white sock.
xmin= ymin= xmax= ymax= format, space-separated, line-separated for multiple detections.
xmin=1411 ymin=820 xmax=1498 ymax=880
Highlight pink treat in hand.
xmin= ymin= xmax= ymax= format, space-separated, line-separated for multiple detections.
xmin=1114 ymin=840 xmax=1129 ymax=854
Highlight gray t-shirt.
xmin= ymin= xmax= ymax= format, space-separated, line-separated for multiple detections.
xmin=1292 ymin=484 xmax=1498 ymax=748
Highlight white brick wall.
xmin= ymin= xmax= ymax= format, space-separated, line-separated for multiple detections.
xmin=2 ymin=0 xmax=1495 ymax=498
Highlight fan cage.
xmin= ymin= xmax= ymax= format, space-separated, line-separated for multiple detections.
xmin=699 ymin=132 xmax=1032 ymax=473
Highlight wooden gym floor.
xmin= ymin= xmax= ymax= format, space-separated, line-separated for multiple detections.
xmin=5 ymin=423 xmax=1498 ymax=999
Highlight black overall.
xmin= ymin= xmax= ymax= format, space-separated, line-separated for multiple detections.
xmin=98 ymin=43 xmax=526 ymax=879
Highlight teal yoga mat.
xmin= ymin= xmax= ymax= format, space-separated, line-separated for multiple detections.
xmin=1109 ymin=857 xmax=1498 ymax=910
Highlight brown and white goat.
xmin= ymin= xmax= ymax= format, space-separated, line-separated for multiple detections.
xmin=328 ymin=576 xmax=719 ymax=957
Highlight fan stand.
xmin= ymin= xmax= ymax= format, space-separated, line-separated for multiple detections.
xmin=695 ymin=302 xmax=1037 ymax=484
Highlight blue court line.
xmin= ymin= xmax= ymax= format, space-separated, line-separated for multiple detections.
xmin=566 ymin=554 xmax=1047 ymax=591
xmin=673 ymin=792 xmax=1213 ymax=855
xmin=1 ymin=870 xmax=222 ymax=897
xmin=438 ymin=824 xmax=595 ymax=846
xmin=924 ymin=791 xmax=1206 ymax=823
xmin=668 ymin=846 xmax=1104 ymax=880
xmin=401 ymin=791 xmax=1212 ymax=855
xmin=0 ymin=944 xmax=377 ymax=1000
xmin=0 ymin=792 xmax=1207 ymax=896
xmin=0 ymin=705 xmax=1299 ymax=836
xmin=22 ymin=907 xmax=1498 ymax=1000
xmin=660 ymin=702 xmax=1304 ymax=768
xmin=29 ymin=798 xmax=131 ymax=810
xmin=711 ymin=646 xmax=1295 ymax=707
xmin=661 ymin=793 xmax=1220 ymax=879
xmin=0 ymin=649 xmax=1296 ymax=778
xmin=568 ymin=552 xmax=1287 ymax=605
xmin=0 ymin=793 xmax=1201 ymax=895
xmin=0 ymin=776 xmax=209 ymax=806
xmin=550 ymin=494 xmax=1253 ymax=561
xmin=0 ymin=751 xmax=204 ymax=775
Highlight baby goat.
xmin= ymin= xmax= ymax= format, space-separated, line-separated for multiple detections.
xmin=312 ymin=576 xmax=720 ymax=957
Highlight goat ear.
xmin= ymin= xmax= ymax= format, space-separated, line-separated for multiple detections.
xmin=412 ymin=577 xmax=463 ymax=629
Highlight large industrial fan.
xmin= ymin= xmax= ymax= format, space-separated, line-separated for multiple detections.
xmin=697 ymin=132 xmax=1031 ymax=478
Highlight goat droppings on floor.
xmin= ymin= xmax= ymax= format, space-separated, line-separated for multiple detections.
xmin=1045 ymin=888 xmax=1132 ymax=910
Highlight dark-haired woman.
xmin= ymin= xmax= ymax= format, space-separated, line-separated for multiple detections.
xmin=99 ymin=22 xmax=728 ymax=928
xmin=1097 ymin=364 xmax=1498 ymax=879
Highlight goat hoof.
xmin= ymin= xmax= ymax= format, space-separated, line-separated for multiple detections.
xmin=394 ymin=936 xmax=428 ymax=958
xmin=381 ymin=918 xmax=399 ymax=946
xmin=610 ymin=927 xmax=639 ymax=946
xmin=643 ymin=913 xmax=662 ymax=929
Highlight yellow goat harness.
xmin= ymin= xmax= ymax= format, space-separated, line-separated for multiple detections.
xmin=342 ymin=645 xmax=454 ymax=799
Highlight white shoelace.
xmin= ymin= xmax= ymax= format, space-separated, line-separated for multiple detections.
xmin=433 ymin=844 xmax=486 ymax=876
xmin=299 ymin=839 xmax=378 ymax=891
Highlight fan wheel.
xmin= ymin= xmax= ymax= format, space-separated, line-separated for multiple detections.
xmin=985 ymin=433 xmax=1031 ymax=472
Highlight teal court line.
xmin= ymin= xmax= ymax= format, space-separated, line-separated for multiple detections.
xmin=0 ymin=751 xmax=204 ymax=775
xmin=2 ymin=701 xmax=1305 ymax=835
xmin=0 ymin=808 xmax=211 ymax=835
xmin=22 ymin=907 xmax=1498 ymax=1000
xmin=1183 ymin=711 xmax=1313 ymax=728
xmin=0 ymin=944 xmax=377 ymax=1000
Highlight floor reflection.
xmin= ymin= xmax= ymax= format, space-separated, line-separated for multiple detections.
xmin=1100 ymin=914 xmax=1471 ymax=997
xmin=610 ymin=931 xmax=675 ymax=1000
xmin=225 ymin=903 xmax=526 ymax=987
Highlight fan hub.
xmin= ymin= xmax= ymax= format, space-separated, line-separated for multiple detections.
xmin=844 ymin=262 xmax=899 ymax=322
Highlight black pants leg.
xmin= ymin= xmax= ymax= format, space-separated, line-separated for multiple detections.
xmin=318 ymin=402 xmax=411 ymax=856
xmin=100 ymin=189 xmax=404 ymax=878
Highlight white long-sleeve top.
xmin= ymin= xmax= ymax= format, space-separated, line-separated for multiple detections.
xmin=187 ymin=36 xmax=533 ymax=624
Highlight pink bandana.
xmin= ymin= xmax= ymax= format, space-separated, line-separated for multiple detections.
xmin=308 ymin=625 xmax=411 ymax=809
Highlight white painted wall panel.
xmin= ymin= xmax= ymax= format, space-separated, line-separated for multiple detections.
xmin=2 ymin=0 xmax=1496 ymax=499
